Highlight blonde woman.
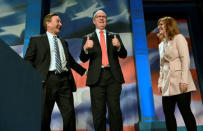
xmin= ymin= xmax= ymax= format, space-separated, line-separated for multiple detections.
xmin=157 ymin=16 xmax=197 ymax=131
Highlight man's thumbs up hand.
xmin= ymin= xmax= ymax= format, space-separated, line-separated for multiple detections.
xmin=84 ymin=36 xmax=94 ymax=50
xmin=112 ymin=35 xmax=120 ymax=48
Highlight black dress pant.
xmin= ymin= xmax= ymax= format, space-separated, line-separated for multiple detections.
xmin=162 ymin=92 xmax=197 ymax=131
xmin=41 ymin=71 xmax=76 ymax=131
xmin=90 ymin=68 xmax=123 ymax=131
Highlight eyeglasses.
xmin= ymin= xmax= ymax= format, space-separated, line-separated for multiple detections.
xmin=95 ymin=15 xmax=107 ymax=19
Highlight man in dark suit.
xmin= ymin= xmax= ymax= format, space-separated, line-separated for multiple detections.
xmin=24 ymin=13 xmax=86 ymax=131
xmin=79 ymin=10 xmax=127 ymax=131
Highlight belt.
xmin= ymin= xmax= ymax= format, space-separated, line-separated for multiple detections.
xmin=48 ymin=71 xmax=69 ymax=76
xmin=101 ymin=67 xmax=111 ymax=71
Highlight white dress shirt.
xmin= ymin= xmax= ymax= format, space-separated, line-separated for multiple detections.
xmin=46 ymin=32 xmax=68 ymax=72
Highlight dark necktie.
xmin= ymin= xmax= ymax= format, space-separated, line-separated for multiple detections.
xmin=53 ymin=36 xmax=62 ymax=74
xmin=100 ymin=30 xmax=109 ymax=67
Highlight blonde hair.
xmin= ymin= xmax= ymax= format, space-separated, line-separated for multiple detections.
xmin=157 ymin=16 xmax=180 ymax=41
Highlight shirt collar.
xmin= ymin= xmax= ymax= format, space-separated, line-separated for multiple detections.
xmin=96 ymin=29 xmax=106 ymax=34
xmin=46 ymin=31 xmax=57 ymax=39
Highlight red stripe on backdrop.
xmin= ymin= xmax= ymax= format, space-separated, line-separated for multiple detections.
xmin=147 ymin=33 xmax=160 ymax=49
xmin=176 ymin=19 xmax=187 ymax=23
xmin=108 ymin=126 xmax=137 ymax=131
xmin=119 ymin=56 xmax=137 ymax=85
xmin=185 ymin=37 xmax=193 ymax=51
xmin=71 ymin=56 xmax=137 ymax=88
xmin=71 ymin=62 xmax=88 ymax=88
xmin=147 ymin=33 xmax=193 ymax=51
xmin=51 ymin=126 xmax=137 ymax=131
xmin=151 ymin=70 xmax=202 ymax=101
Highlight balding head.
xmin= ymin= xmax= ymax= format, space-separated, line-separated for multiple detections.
xmin=93 ymin=10 xmax=107 ymax=20
xmin=93 ymin=10 xmax=107 ymax=30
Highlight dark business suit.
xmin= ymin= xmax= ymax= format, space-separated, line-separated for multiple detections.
xmin=80 ymin=31 xmax=127 ymax=131
xmin=24 ymin=34 xmax=86 ymax=131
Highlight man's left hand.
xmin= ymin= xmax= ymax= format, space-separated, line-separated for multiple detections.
xmin=112 ymin=35 xmax=121 ymax=48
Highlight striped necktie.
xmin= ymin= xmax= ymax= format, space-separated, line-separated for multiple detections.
xmin=53 ymin=36 xmax=62 ymax=74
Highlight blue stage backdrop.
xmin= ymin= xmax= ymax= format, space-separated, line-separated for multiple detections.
xmin=0 ymin=0 xmax=139 ymax=131
xmin=146 ymin=18 xmax=203 ymax=127
xmin=49 ymin=0 xmax=139 ymax=131
xmin=1 ymin=0 xmax=203 ymax=131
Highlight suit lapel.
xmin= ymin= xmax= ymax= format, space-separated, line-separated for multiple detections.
xmin=106 ymin=31 xmax=110 ymax=51
xmin=93 ymin=32 xmax=100 ymax=46
xmin=59 ymin=38 xmax=68 ymax=54
xmin=38 ymin=34 xmax=51 ymax=65
xmin=41 ymin=34 xmax=51 ymax=54
xmin=92 ymin=32 xmax=102 ymax=53
xmin=59 ymin=38 xmax=70 ymax=65
xmin=106 ymin=31 xmax=113 ymax=55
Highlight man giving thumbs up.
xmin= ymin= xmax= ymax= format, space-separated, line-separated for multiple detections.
xmin=79 ymin=10 xmax=127 ymax=131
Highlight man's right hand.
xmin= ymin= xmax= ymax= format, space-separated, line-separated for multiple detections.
xmin=84 ymin=36 xmax=94 ymax=50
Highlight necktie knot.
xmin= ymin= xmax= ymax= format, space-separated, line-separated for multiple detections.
xmin=100 ymin=30 xmax=104 ymax=34
xmin=53 ymin=35 xmax=57 ymax=39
